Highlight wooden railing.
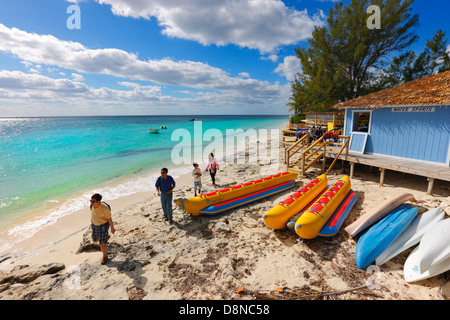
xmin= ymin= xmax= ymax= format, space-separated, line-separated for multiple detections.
xmin=325 ymin=137 xmax=350 ymax=175
xmin=286 ymin=134 xmax=350 ymax=176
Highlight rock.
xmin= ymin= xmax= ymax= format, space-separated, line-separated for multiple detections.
xmin=76 ymin=230 xmax=101 ymax=254
xmin=215 ymin=222 xmax=230 ymax=232
xmin=444 ymin=206 xmax=450 ymax=217
xmin=221 ymin=267 xmax=236 ymax=284
xmin=0 ymin=255 xmax=11 ymax=263
xmin=127 ymin=286 xmax=147 ymax=300
xmin=0 ymin=263 xmax=65 ymax=285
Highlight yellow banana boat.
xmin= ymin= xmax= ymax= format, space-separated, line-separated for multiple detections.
xmin=295 ymin=175 xmax=351 ymax=239
xmin=175 ymin=171 xmax=298 ymax=216
xmin=263 ymin=174 xmax=327 ymax=229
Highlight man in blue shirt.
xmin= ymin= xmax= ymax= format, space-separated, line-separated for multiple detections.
xmin=155 ymin=167 xmax=176 ymax=223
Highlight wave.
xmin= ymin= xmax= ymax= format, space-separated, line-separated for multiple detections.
xmin=0 ymin=164 xmax=192 ymax=255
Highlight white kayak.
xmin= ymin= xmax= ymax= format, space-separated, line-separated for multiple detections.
xmin=375 ymin=207 xmax=445 ymax=266
xmin=404 ymin=245 xmax=450 ymax=283
xmin=419 ymin=218 xmax=450 ymax=272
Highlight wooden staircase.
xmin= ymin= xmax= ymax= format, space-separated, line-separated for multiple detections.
xmin=285 ymin=133 xmax=350 ymax=176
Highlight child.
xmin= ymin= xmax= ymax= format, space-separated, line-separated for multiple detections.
xmin=90 ymin=193 xmax=115 ymax=265
xmin=192 ymin=162 xmax=202 ymax=196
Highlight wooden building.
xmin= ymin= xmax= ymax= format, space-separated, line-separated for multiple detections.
xmin=331 ymin=70 xmax=450 ymax=194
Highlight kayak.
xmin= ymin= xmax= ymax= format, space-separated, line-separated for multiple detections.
xmin=418 ymin=218 xmax=450 ymax=272
xmin=345 ymin=193 xmax=415 ymax=237
xmin=355 ymin=203 xmax=418 ymax=269
xmin=404 ymin=245 xmax=450 ymax=283
xmin=375 ymin=207 xmax=445 ymax=266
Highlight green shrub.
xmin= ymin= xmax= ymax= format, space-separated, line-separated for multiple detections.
xmin=290 ymin=114 xmax=305 ymax=124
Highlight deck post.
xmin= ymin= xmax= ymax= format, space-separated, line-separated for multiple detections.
xmin=322 ymin=144 xmax=326 ymax=172
xmin=380 ymin=168 xmax=385 ymax=186
xmin=427 ymin=178 xmax=435 ymax=195
xmin=286 ymin=152 xmax=290 ymax=171
xmin=349 ymin=162 xmax=355 ymax=179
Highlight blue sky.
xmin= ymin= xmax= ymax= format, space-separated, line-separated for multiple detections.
xmin=0 ymin=0 xmax=449 ymax=116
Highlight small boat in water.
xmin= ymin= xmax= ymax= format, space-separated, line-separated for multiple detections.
xmin=160 ymin=125 xmax=167 ymax=129
xmin=147 ymin=128 xmax=160 ymax=134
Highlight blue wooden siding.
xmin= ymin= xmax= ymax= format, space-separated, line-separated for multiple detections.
xmin=344 ymin=106 xmax=450 ymax=164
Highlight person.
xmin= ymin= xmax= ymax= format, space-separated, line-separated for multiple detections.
xmin=155 ymin=167 xmax=176 ymax=223
xmin=314 ymin=126 xmax=323 ymax=139
xmin=205 ymin=153 xmax=219 ymax=187
xmin=90 ymin=193 xmax=115 ymax=265
xmin=192 ymin=162 xmax=202 ymax=196
xmin=308 ymin=126 xmax=316 ymax=144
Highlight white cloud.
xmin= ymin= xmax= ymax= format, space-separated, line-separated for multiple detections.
xmin=0 ymin=70 xmax=89 ymax=93
xmin=0 ymin=69 xmax=291 ymax=115
xmin=261 ymin=54 xmax=279 ymax=63
xmin=95 ymin=0 xmax=325 ymax=53
xmin=0 ymin=23 xmax=287 ymax=101
xmin=274 ymin=55 xmax=301 ymax=81
xmin=0 ymin=70 xmax=163 ymax=105
xmin=71 ymin=73 xmax=84 ymax=81
xmin=0 ymin=23 xmax=294 ymax=115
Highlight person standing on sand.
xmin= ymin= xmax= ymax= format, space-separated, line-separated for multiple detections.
xmin=90 ymin=193 xmax=115 ymax=265
xmin=205 ymin=153 xmax=219 ymax=187
xmin=192 ymin=162 xmax=202 ymax=196
xmin=155 ymin=167 xmax=176 ymax=223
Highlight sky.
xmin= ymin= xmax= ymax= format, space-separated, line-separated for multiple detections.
xmin=0 ymin=0 xmax=449 ymax=117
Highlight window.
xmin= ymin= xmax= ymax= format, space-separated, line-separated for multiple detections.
xmin=352 ymin=111 xmax=372 ymax=133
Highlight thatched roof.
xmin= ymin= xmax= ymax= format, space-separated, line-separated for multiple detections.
xmin=332 ymin=70 xmax=450 ymax=109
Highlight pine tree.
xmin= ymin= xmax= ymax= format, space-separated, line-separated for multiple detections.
xmin=290 ymin=0 xmax=418 ymax=111
xmin=382 ymin=29 xmax=450 ymax=87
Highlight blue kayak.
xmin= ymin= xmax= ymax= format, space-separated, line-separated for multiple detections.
xmin=355 ymin=203 xmax=418 ymax=269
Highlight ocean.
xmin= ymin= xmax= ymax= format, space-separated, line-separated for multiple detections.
xmin=0 ymin=115 xmax=287 ymax=253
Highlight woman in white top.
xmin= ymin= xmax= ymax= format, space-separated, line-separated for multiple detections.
xmin=205 ymin=153 xmax=219 ymax=187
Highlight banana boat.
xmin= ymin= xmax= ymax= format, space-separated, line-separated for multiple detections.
xmin=263 ymin=174 xmax=327 ymax=229
xmin=295 ymin=175 xmax=351 ymax=239
xmin=175 ymin=171 xmax=298 ymax=216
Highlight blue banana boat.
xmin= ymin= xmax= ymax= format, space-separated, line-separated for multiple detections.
xmin=355 ymin=203 xmax=418 ymax=269
xmin=318 ymin=190 xmax=358 ymax=237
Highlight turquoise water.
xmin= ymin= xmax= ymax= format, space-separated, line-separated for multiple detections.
xmin=0 ymin=115 xmax=287 ymax=252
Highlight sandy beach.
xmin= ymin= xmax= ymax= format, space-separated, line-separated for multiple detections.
xmin=0 ymin=133 xmax=449 ymax=300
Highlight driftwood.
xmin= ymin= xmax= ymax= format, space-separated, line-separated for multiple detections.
xmin=241 ymin=284 xmax=370 ymax=300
